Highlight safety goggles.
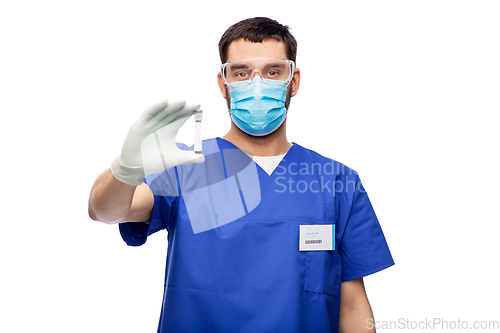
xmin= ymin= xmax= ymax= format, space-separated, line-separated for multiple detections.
xmin=221 ymin=58 xmax=296 ymax=85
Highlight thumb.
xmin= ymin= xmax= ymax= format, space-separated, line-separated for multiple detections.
xmin=176 ymin=150 xmax=205 ymax=166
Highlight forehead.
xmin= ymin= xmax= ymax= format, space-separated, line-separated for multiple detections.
xmin=226 ymin=39 xmax=288 ymax=62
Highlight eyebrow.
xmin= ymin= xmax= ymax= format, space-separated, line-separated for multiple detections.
xmin=227 ymin=61 xmax=287 ymax=74
xmin=263 ymin=63 xmax=286 ymax=70
xmin=228 ymin=64 xmax=250 ymax=70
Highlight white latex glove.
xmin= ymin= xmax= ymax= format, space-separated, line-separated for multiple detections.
xmin=111 ymin=99 xmax=205 ymax=185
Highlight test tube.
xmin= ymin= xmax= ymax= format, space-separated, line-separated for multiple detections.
xmin=194 ymin=108 xmax=203 ymax=154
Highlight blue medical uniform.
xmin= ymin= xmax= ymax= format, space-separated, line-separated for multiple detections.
xmin=120 ymin=138 xmax=394 ymax=333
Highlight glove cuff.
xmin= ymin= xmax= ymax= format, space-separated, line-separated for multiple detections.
xmin=111 ymin=156 xmax=145 ymax=186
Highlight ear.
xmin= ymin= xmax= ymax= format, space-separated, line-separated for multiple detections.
xmin=217 ymin=73 xmax=228 ymax=99
xmin=291 ymin=68 xmax=301 ymax=97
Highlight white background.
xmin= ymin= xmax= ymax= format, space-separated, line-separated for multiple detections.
xmin=1 ymin=1 xmax=499 ymax=332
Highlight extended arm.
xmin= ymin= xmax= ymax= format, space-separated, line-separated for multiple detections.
xmin=88 ymin=99 xmax=204 ymax=224
xmin=339 ymin=278 xmax=376 ymax=333
xmin=88 ymin=169 xmax=153 ymax=224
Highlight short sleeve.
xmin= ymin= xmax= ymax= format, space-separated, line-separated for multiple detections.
xmin=337 ymin=175 xmax=394 ymax=281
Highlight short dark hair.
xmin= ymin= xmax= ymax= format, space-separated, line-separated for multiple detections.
xmin=218 ymin=17 xmax=297 ymax=64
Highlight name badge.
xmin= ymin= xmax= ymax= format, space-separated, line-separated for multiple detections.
xmin=299 ymin=225 xmax=334 ymax=251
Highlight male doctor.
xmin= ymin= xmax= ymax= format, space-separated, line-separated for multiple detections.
xmin=89 ymin=17 xmax=393 ymax=333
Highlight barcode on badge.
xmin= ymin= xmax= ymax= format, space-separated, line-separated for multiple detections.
xmin=305 ymin=240 xmax=323 ymax=244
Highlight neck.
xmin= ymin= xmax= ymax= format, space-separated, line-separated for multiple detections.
xmin=223 ymin=120 xmax=292 ymax=156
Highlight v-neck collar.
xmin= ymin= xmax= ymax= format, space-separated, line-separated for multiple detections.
xmin=215 ymin=137 xmax=297 ymax=177
xmin=252 ymin=154 xmax=286 ymax=175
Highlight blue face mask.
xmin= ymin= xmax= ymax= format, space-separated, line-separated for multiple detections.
xmin=229 ymin=77 xmax=288 ymax=136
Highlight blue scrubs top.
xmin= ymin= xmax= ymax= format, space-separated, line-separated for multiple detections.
xmin=120 ymin=138 xmax=394 ymax=333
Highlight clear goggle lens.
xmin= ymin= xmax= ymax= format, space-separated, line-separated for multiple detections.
xmin=221 ymin=58 xmax=295 ymax=84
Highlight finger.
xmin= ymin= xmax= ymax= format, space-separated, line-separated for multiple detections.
xmin=149 ymin=99 xmax=187 ymax=123
xmin=153 ymin=113 xmax=192 ymax=135
xmin=156 ymin=102 xmax=199 ymax=123
xmin=154 ymin=103 xmax=200 ymax=130
xmin=139 ymin=99 xmax=171 ymax=122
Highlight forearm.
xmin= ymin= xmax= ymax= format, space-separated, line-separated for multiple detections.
xmin=339 ymin=303 xmax=375 ymax=333
xmin=339 ymin=278 xmax=376 ymax=333
xmin=88 ymin=168 xmax=138 ymax=224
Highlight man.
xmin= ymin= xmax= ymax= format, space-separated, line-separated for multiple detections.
xmin=89 ymin=17 xmax=394 ymax=333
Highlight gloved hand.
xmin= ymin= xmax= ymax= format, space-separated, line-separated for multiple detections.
xmin=111 ymin=99 xmax=205 ymax=185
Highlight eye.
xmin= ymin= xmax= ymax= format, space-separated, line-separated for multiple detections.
xmin=232 ymin=71 xmax=251 ymax=81
xmin=264 ymin=69 xmax=285 ymax=80
xmin=236 ymin=72 xmax=249 ymax=77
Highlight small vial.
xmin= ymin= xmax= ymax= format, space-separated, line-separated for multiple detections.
xmin=194 ymin=108 xmax=203 ymax=153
